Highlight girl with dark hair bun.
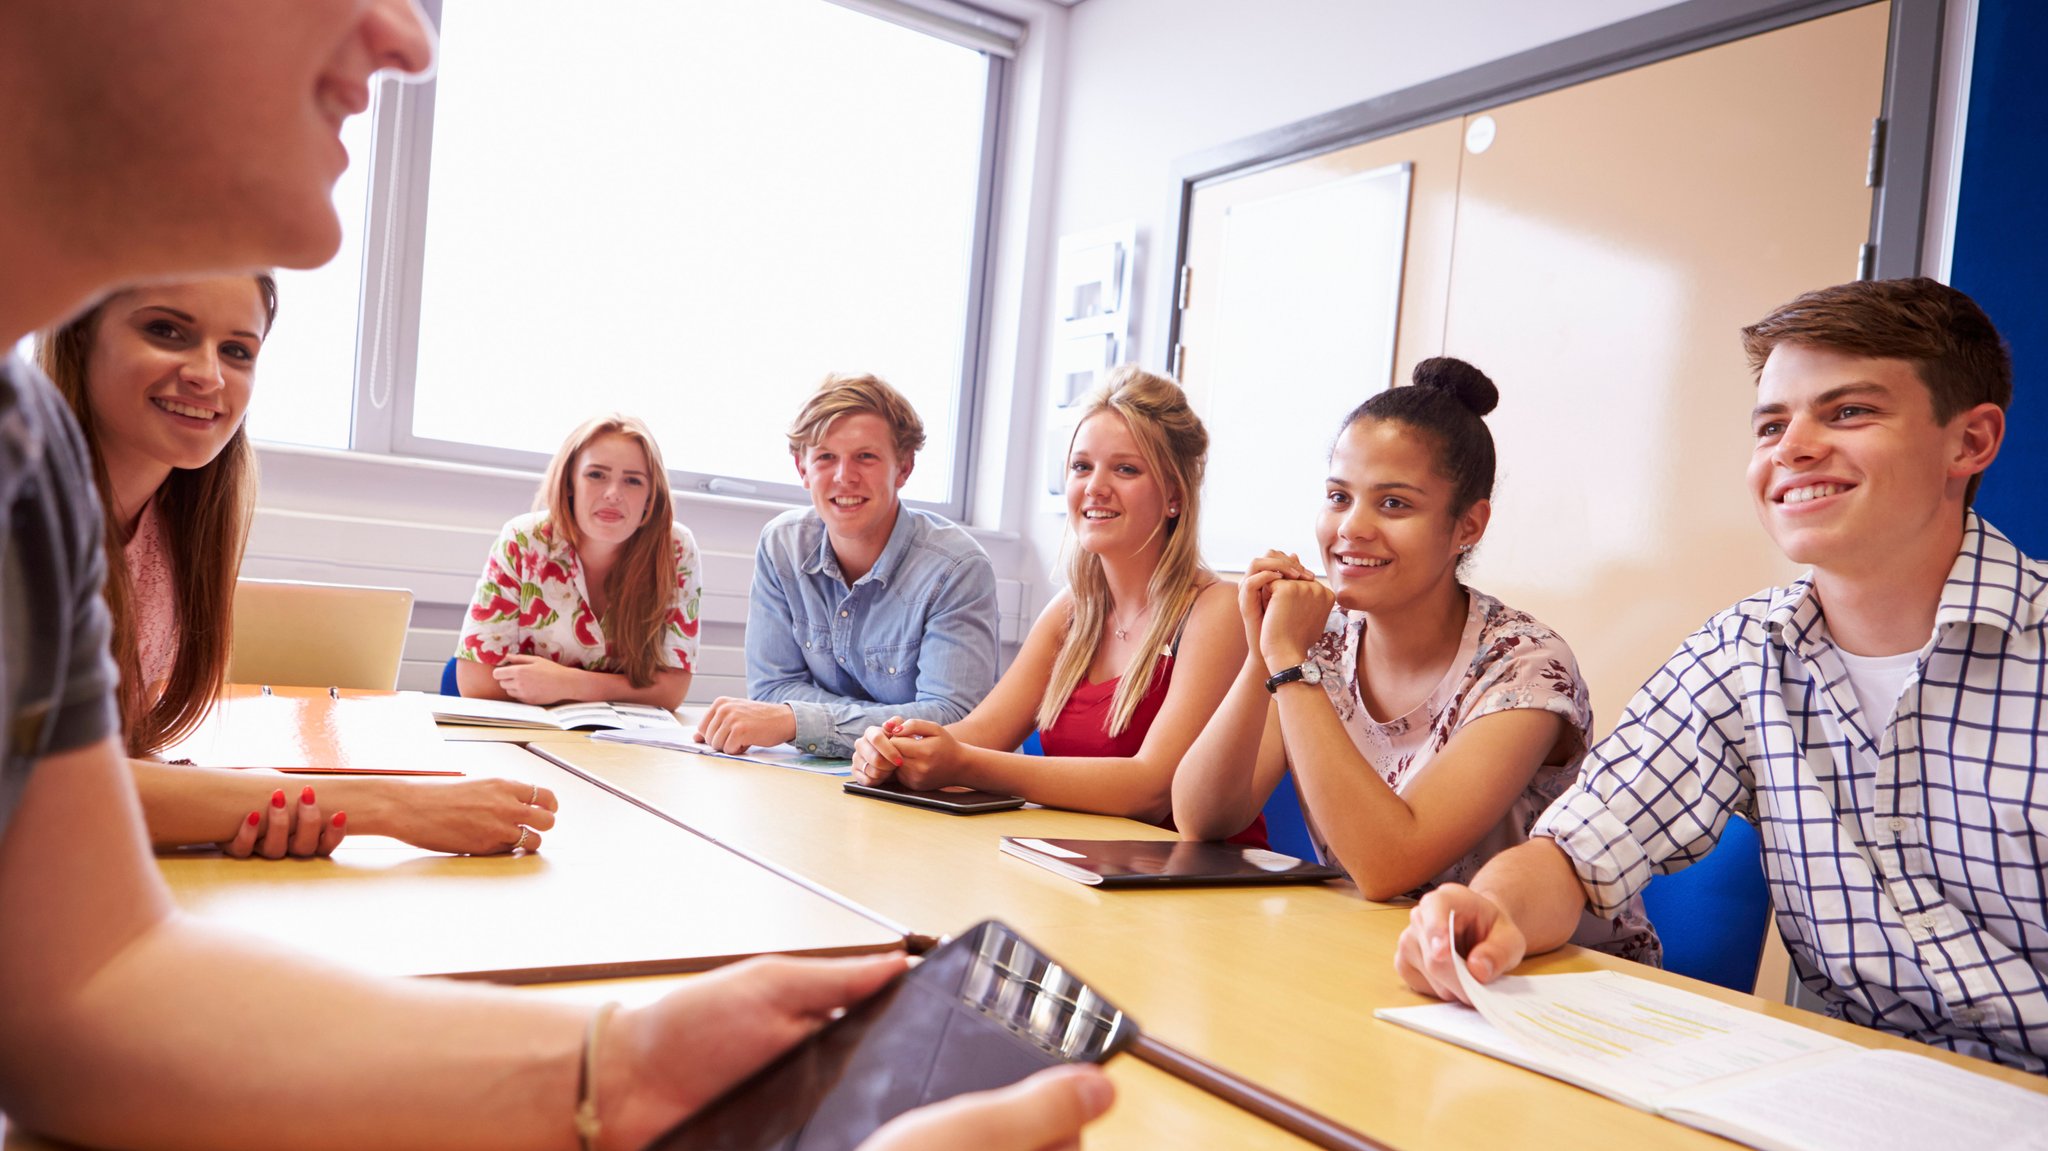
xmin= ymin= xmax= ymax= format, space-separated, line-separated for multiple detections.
xmin=1174 ymin=357 xmax=1656 ymax=958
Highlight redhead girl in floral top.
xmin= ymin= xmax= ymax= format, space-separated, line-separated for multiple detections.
xmin=457 ymin=414 xmax=702 ymax=711
xmin=1173 ymin=357 xmax=1655 ymax=961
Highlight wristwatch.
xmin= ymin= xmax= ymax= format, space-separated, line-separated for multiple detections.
xmin=1264 ymin=661 xmax=1322 ymax=694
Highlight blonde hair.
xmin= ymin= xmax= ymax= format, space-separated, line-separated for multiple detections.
xmin=1037 ymin=366 xmax=1212 ymax=737
xmin=539 ymin=414 xmax=679 ymax=689
xmin=38 ymin=276 xmax=275 ymax=756
xmin=785 ymin=372 xmax=926 ymax=461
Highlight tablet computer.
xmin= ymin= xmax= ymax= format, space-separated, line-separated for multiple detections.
xmin=842 ymin=778 xmax=1027 ymax=814
xmin=999 ymin=837 xmax=1343 ymax=887
xmin=651 ymin=919 xmax=1137 ymax=1150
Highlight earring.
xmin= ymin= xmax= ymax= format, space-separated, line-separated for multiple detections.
xmin=1457 ymin=543 xmax=1473 ymax=553
xmin=1168 ymin=505 xmax=1179 ymax=517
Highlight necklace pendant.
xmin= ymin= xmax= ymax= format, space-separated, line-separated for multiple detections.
xmin=1113 ymin=626 xmax=1129 ymax=641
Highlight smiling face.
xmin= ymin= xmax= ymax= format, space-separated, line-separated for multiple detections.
xmin=570 ymin=432 xmax=655 ymax=554
xmin=1067 ymin=410 xmax=1174 ymax=564
xmin=83 ymin=278 xmax=269 ymax=514
xmin=25 ymin=0 xmax=435 ymax=274
xmin=1318 ymin=419 xmax=1486 ymax=614
xmin=796 ymin=411 xmax=913 ymax=554
xmin=1748 ymin=342 xmax=1975 ymax=580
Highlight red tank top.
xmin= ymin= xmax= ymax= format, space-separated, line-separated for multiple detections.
xmin=1040 ymin=654 xmax=1269 ymax=848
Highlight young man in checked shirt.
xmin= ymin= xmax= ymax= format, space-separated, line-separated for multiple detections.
xmin=1396 ymin=278 xmax=2048 ymax=1072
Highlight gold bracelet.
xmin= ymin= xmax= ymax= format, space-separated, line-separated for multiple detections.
xmin=575 ymin=1001 xmax=620 ymax=1151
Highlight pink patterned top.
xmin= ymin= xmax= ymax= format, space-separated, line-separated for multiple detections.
xmin=123 ymin=497 xmax=178 ymax=697
xmin=458 ymin=511 xmax=702 ymax=674
xmin=1302 ymin=588 xmax=1658 ymax=962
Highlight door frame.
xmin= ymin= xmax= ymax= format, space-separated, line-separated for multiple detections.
xmin=1160 ymin=0 xmax=1945 ymax=365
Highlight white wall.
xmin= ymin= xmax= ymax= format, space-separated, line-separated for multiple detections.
xmin=1022 ymin=0 xmax=1687 ymax=587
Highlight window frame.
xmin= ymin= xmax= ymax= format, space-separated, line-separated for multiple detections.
xmin=343 ymin=0 xmax=1014 ymax=523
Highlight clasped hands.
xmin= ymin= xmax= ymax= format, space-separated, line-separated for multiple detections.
xmin=852 ymin=718 xmax=964 ymax=790
xmin=1238 ymin=550 xmax=1336 ymax=673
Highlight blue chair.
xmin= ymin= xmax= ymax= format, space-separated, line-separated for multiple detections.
xmin=1259 ymin=770 xmax=1318 ymax=862
xmin=1018 ymin=730 xmax=1044 ymax=755
xmin=1639 ymin=815 xmax=1772 ymax=992
xmin=440 ymin=655 xmax=461 ymax=696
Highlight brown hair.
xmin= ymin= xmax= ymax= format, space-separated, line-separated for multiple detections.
xmin=539 ymin=414 xmax=679 ymax=689
xmin=1037 ymin=366 xmax=1213 ymax=738
xmin=1741 ymin=278 xmax=2012 ymax=504
xmin=785 ymin=372 xmax=926 ymax=462
xmin=38 ymin=275 xmax=276 ymax=756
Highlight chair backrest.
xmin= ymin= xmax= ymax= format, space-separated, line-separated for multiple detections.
xmin=1260 ymin=770 xmax=1318 ymax=863
xmin=1639 ymin=815 xmax=1773 ymax=993
xmin=228 ymin=578 xmax=414 ymax=691
xmin=440 ymin=655 xmax=462 ymax=696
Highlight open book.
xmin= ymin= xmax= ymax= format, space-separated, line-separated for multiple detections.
xmin=588 ymin=727 xmax=853 ymax=776
xmin=1376 ymin=924 xmax=2048 ymax=1151
xmin=429 ymin=697 xmax=684 ymax=733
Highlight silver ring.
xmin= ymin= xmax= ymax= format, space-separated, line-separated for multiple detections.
xmin=528 ymin=783 xmax=539 ymax=806
xmin=514 ymin=827 xmax=530 ymax=851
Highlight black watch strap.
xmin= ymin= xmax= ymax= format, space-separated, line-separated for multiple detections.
xmin=1265 ymin=663 xmax=1316 ymax=694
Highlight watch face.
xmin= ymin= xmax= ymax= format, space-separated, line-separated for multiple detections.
xmin=1301 ymin=662 xmax=1322 ymax=685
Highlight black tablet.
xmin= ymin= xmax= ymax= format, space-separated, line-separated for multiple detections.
xmin=651 ymin=920 xmax=1137 ymax=1150
xmin=842 ymin=778 xmax=1027 ymax=814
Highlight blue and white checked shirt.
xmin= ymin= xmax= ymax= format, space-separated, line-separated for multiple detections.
xmin=1536 ymin=513 xmax=2048 ymax=1071
xmin=746 ymin=503 xmax=999 ymax=757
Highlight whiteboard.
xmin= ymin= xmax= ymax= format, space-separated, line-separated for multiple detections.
xmin=1193 ymin=162 xmax=1411 ymax=574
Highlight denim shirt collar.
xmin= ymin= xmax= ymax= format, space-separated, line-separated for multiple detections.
xmin=801 ymin=501 xmax=917 ymax=589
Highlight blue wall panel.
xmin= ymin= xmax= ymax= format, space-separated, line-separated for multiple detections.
xmin=1951 ymin=0 xmax=2048 ymax=554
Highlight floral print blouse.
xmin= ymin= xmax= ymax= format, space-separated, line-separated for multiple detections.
xmin=1302 ymin=588 xmax=1658 ymax=962
xmin=457 ymin=511 xmax=702 ymax=675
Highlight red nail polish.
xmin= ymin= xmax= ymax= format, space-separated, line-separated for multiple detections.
xmin=270 ymin=789 xmax=287 ymax=809
xmin=331 ymin=812 xmax=347 ymax=830
xmin=300 ymin=785 xmax=317 ymax=806
xmin=247 ymin=811 xmax=261 ymax=827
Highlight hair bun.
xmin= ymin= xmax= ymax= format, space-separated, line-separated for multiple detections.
xmin=1410 ymin=356 xmax=1498 ymax=416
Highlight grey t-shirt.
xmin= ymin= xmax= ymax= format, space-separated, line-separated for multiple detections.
xmin=0 ymin=353 xmax=119 ymax=836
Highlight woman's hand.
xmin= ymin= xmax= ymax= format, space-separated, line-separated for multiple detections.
xmin=1258 ymin=576 xmax=1335 ymax=672
xmin=852 ymin=718 xmax=962 ymax=790
xmin=595 ymin=953 xmax=910 ymax=1150
xmin=222 ymin=786 xmax=345 ymax=860
xmin=491 ymin=654 xmax=582 ymax=705
xmin=383 ymin=777 xmax=560 ymax=855
xmin=1237 ymin=552 xmax=1317 ymax=668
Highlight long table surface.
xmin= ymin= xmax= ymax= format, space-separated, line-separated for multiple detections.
xmin=540 ymin=737 xmax=2048 ymax=1150
xmin=158 ymin=740 xmax=903 ymax=982
xmin=534 ymin=737 xmax=1398 ymax=940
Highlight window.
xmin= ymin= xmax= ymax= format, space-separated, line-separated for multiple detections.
xmin=258 ymin=0 xmax=1014 ymax=519
xmin=245 ymin=109 xmax=374 ymax=451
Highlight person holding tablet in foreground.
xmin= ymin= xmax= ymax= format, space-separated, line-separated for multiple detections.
xmin=854 ymin=367 xmax=1264 ymax=843
xmin=1397 ymin=279 xmax=2048 ymax=1072
xmin=458 ymin=413 xmax=702 ymax=712
xmin=696 ymin=373 xmax=999 ymax=756
xmin=40 ymin=275 xmax=557 ymax=858
xmin=0 ymin=1 xmax=1108 ymax=1146
xmin=1172 ymin=360 xmax=1656 ymax=956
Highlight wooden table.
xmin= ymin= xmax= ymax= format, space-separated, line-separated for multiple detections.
xmin=536 ymin=738 xmax=1396 ymax=940
xmin=159 ymin=742 xmax=903 ymax=981
xmin=541 ymin=738 xmax=2048 ymax=1149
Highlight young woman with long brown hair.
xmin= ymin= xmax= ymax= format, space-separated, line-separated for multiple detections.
xmin=852 ymin=367 xmax=1261 ymax=841
xmin=42 ymin=276 xmax=559 ymax=858
xmin=455 ymin=413 xmax=702 ymax=710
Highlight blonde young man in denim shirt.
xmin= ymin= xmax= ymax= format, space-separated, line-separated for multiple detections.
xmin=696 ymin=374 xmax=1000 ymax=757
xmin=1397 ymin=279 xmax=2048 ymax=1072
